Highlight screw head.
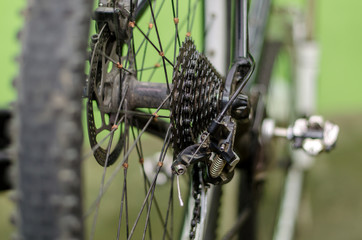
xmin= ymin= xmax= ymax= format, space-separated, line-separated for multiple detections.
xmin=220 ymin=143 xmax=226 ymax=151
xmin=173 ymin=164 xmax=187 ymax=175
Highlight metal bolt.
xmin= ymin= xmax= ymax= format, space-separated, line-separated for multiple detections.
xmin=91 ymin=34 xmax=99 ymax=43
xmin=173 ymin=164 xmax=187 ymax=175
xmin=220 ymin=143 xmax=226 ymax=151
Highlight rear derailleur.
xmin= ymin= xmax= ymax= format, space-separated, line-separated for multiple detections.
xmin=172 ymin=114 xmax=242 ymax=185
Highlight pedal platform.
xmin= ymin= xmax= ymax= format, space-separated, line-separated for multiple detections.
xmin=262 ymin=115 xmax=339 ymax=155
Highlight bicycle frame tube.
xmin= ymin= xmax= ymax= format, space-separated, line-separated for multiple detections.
xmin=247 ymin=0 xmax=272 ymax=88
xmin=220 ymin=0 xmax=254 ymax=114
xmin=233 ymin=0 xmax=249 ymax=61
xmin=248 ymin=0 xmax=272 ymax=63
xmin=231 ymin=0 xmax=273 ymax=63
xmin=205 ymin=0 xmax=228 ymax=75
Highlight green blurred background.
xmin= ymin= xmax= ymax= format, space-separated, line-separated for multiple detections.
xmin=1 ymin=0 xmax=362 ymax=239
xmin=2 ymin=0 xmax=362 ymax=112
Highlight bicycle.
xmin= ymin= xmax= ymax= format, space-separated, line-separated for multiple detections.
xmin=9 ymin=0 xmax=339 ymax=239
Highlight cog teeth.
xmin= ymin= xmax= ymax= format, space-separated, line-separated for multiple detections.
xmin=171 ymin=38 xmax=223 ymax=155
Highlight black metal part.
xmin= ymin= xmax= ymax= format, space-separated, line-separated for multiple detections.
xmin=189 ymin=164 xmax=203 ymax=239
xmin=231 ymin=93 xmax=250 ymax=120
xmin=97 ymin=0 xmax=148 ymax=21
xmin=204 ymin=163 xmax=235 ymax=185
xmin=222 ymin=57 xmax=252 ymax=110
xmin=94 ymin=7 xmax=130 ymax=38
xmin=208 ymin=116 xmax=238 ymax=165
xmin=167 ymin=39 xmax=252 ymax=186
xmin=171 ymin=115 xmax=240 ymax=185
xmin=171 ymin=144 xmax=211 ymax=175
xmin=0 ymin=153 xmax=11 ymax=191
xmin=301 ymin=130 xmax=324 ymax=140
xmin=292 ymin=128 xmax=324 ymax=149
xmin=234 ymin=0 xmax=249 ymax=61
xmin=0 ymin=110 xmax=12 ymax=191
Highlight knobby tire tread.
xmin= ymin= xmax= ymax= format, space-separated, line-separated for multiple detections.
xmin=16 ymin=0 xmax=93 ymax=239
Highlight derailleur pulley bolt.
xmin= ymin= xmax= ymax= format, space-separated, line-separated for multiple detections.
xmin=220 ymin=143 xmax=226 ymax=151
xmin=173 ymin=164 xmax=187 ymax=175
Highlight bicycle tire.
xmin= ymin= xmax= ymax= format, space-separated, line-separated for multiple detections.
xmin=15 ymin=0 xmax=93 ymax=239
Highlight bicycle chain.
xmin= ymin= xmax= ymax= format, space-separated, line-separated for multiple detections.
xmin=170 ymin=38 xmax=224 ymax=239
xmin=190 ymin=165 xmax=202 ymax=239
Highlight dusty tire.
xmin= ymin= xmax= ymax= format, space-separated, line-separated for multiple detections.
xmin=15 ymin=0 xmax=93 ymax=239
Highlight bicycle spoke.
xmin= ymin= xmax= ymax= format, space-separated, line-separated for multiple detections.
xmin=147 ymin=0 xmax=171 ymax=91
xmin=171 ymin=0 xmax=181 ymax=48
xmin=88 ymin=67 xmax=129 ymax=237
xmin=137 ymin=63 xmax=162 ymax=72
xmin=96 ymin=49 xmax=133 ymax=74
xmin=117 ymin=110 xmax=130 ymax=239
xmin=120 ymin=109 xmax=170 ymax=119
xmin=137 ymin=13 xmax=189 ymax=83
xmin=82 ymin=83 xmax=130 ymax=161
xmin=162 ymin=174 xmax=174 ymax=240
xmin=143 ymin=134 xmax=172 ymax=240
xmin=90 ymin=132 xmax=115 ymax=240
xmin=134 ymin=23 xmax=174 ymax=68
xmin=146 ymin=18 xmax=187 ymax=82
xmin=113 ymin=0 xmax=123 ymax=69
xmin=84 ymin=94 xmax=171 ymax=218
xmin=187 ymin=0 xmax=191 ymax=33
xmin=189 ymin=0 xmax=201 ymax=34
xmin=122 ymin=2 xmax=133 ymax=235
xmin=138 ymin=0 xmax=157 ymax=82
xmin=130 ymin=33 xmax=138 ymax=74
xmin=139 ymin=29 xmax=151 ymax=81
xmin=135 ymin=0 xmax=167 ymax=57
xmin=141 ymin=177 xmax=158 ymax=239
xmin=130 ymin=125 xmax=153 ymax=240
xmin=82 ymin=115 xmax=125 ymax=161
xmin=171 ymin=0 xmax=180 ymax=65
xmin=128 ymin=129 xmax=172 ymax=239
xmin=131 ymin=122 xmax=171 ymax=235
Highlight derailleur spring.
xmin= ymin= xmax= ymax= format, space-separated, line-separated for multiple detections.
xmin=209 ymin=154 xmax=226 ymax=178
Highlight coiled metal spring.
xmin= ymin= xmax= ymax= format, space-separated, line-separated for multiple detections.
xmin=210 ymin=155 xmax=226 ymax=178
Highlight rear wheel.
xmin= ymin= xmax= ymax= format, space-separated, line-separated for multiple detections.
xmin=16 ymin=0 xmax=224 ymax=239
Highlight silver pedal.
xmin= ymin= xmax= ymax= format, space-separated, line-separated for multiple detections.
xmin=262 ymin=115 xmax=339 ymax=155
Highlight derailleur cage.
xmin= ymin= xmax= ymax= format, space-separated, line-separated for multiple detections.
xmin=171 ymin=115 xmax=240 ymax=185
